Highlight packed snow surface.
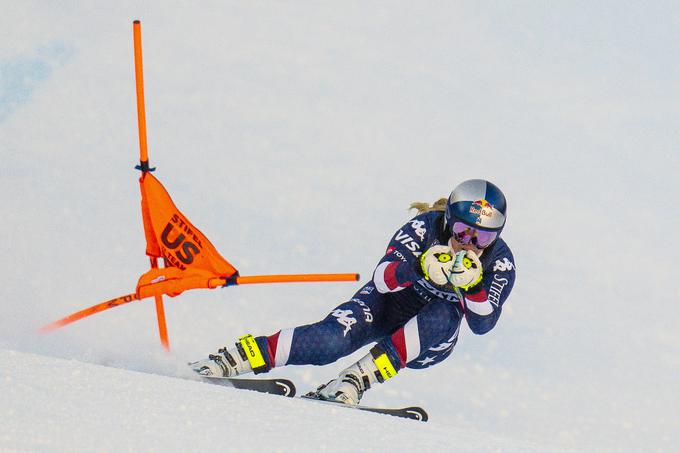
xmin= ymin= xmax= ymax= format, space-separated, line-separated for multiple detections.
xmin=1 ymin=348 xmax=558 ymax=452
xmin=1 ymin=1 xmax=678 ymax=452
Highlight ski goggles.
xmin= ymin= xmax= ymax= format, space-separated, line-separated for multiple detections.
xmin=450 ymin=222 xmax=498 ymax=249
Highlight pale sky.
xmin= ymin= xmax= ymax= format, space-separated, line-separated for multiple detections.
xmin=1 ymin=2 xmax=678 ymax=450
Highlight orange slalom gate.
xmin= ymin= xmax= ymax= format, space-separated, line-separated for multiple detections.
xmin=133 ymin=20 xmax=170 ymax=350
xmin=39 ymin=21 xmax=359 ymax=349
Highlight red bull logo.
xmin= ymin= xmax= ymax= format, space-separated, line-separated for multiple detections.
xmin=469 ymin=199 xmax=494 ymax=223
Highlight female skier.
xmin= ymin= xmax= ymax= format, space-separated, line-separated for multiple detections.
xmin=190 ymin=179 xmax=516 ymax=405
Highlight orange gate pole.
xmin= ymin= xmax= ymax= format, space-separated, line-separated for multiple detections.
xmin=133 ymin=20 xmax=170 ymax=351
xmin=234 ymin=273 xmax=360 ymax=285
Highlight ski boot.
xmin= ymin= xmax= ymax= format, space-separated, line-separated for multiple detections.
xmin=190 ymin=334 xmax=269 ymax=377
xmin=312 ymin=346 xmax=399 ymax=405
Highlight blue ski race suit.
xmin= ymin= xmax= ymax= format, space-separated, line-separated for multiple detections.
xmin=253 ymin=210 xmax=516 ymax=375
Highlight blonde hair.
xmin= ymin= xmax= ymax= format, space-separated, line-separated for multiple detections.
xmin=409 ymin=197 xmax=448 ymax=215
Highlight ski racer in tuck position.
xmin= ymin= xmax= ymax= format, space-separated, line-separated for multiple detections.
xmin=191 ymin=179 xmax=516 ymax=404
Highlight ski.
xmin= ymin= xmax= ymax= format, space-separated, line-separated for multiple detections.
xmin=300 ymin=394 xmax=428 ymax=422
xmin=199 ymin=376 xmax=296 ymax=397
xmin=196 ymin=376 xmax=425 ymax=420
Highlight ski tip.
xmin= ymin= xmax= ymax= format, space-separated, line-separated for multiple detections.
xmin=301 ymin=394 xmax=428 ymax=422
xmin=404 ymin=407 xmax=429 ymax=422
xmin=275 ymin=379 xmax=296 ymax=397
xmin=198 ymin=376 xmax=297 ymax=398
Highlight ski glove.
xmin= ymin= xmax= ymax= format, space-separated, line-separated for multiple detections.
xmin=420 ymin=245 xmax=455 ymax=286
xmin=449 ymin=249 xmax=483 ymax=290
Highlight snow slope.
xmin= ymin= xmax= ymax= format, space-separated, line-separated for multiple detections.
xmin=1 ymin=1 xmax=679 ymax=452
xmin=1 ymin=348 xmax=557 ymax=452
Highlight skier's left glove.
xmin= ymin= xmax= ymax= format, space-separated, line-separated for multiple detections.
xmin=449 ymin=250 xmax=483 ymax=291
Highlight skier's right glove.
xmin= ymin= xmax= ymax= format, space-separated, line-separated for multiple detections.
xmin=420 ymin=245 xmax=455 ymax=286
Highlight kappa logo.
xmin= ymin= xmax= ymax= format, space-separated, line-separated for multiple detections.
xmin=331 ymin=309 xmax=357 ymax=337
xmin=493 ymin=257 xmax=515 ymax=272
xmin=409 ymin=220 xmax=427 ymax=241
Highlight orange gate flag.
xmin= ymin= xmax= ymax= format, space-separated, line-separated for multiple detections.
xmin=140 ymin=172 xmax=237 ymax=276
xmin=136 ymin=172 xmax=238 ymax=298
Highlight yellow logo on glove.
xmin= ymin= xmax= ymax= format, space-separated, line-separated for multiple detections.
xmin=437 ymin=253 xmax=452 ymax=263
